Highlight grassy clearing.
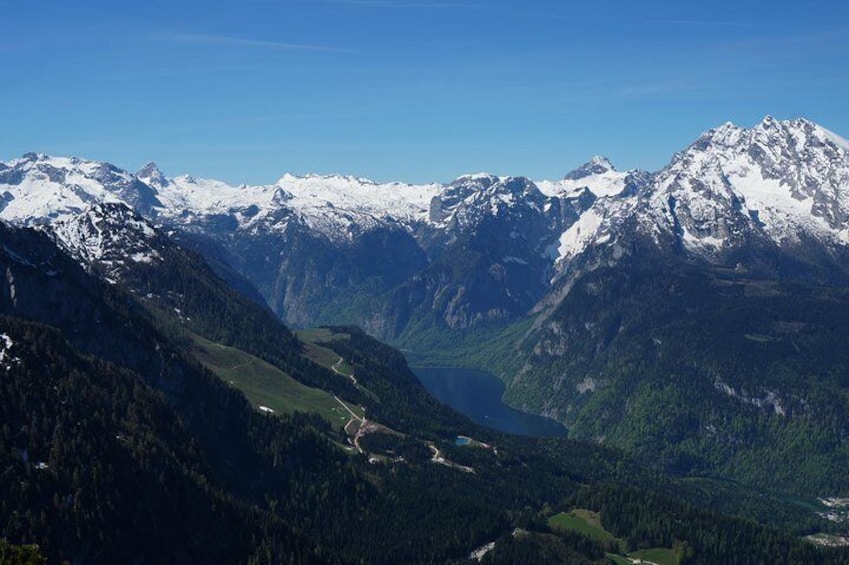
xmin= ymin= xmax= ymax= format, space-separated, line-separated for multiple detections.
xmin=296 ymin=327 xmax=344 ymax=343
xmin=297 ymin=329 xmax=355 ymax=375
xmin=628 ymin=548 xmax=678 ymax=565
xmin=628 ymin=547 xmax=679 ymax=565
xmin=190 ymin=334 xmax=357 ymax=429
xmin=549 ymin=509 xmax=679 ymax=564
xmin=548 ymin=509 xmax=616 ymax=544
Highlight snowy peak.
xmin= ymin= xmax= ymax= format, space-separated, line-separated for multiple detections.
xmin=50 ymin=202 xmax=163 ymax=279
xmin=552 ymin=117 xmax=849 ymax=273
xmin=564 ymin=156 xmax=616 ymax=180
xmin=0 ymin=153 xmax=163 ymax=224
xmin=657 ymin=116 xmax=849 ymax=247
xmin=136 ymin=162 xmax=169 ymax=190
xmin=0 ymin=153 xmax=123 ymax=224
xmin=271 ymin=172 xmax=440 ymax=241
xmin=429 ymin=175 xmax=551 ymax=229
xmin=538 ymin=159 xmax=642 ymax=201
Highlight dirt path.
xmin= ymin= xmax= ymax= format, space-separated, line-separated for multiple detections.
xmin=426 ymin=442 xmax=474 ymax=473
xmin=331 ymin=357 xmax=358 ymax=386
xmin=334 ymin=395 xmax=367 ymax=453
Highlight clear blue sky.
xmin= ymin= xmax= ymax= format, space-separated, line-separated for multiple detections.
xmin=2 ymin=0 xmax=848 ymax=184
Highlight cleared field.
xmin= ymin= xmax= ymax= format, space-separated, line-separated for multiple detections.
xmin=297 ymin=329 xmax=355 ymax=376
xmin=629 ymin=547 xmax=679 ymax=565
xmin=190 ymin=334 xmax=361 ymax=429
xmin=548 ymin=509 xmax=616 ymax=543
xmin=549 ymin=509 xmax=679 ymax=564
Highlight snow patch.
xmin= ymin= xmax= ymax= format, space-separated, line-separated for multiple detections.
xmin=537 ymin=168 xmax=628 ymax=199
xmin=469 ymin=542 xmax=495 ymax=561
xmin=0 ymin=333 xmax=20 ymax=370
xmin=0 ymin=333 xmax=13 ymax=362
xmin=556 ymin=209 xmax=605 ymax=263
xmin=713 ymin=379 xmax=786 ymax=416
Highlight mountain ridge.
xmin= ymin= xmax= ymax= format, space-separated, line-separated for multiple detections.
xmin=3 ymin=117 xmax=849 ymax=346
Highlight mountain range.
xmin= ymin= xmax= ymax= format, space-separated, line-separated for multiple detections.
xmin=4 ymin=117 xmax=848 ymax=335
xmin=3 ymin=117 xmax=849 ymax=561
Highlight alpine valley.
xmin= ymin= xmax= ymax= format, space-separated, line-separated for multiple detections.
xmin=3 ymin=117 xmax=849 ymax=563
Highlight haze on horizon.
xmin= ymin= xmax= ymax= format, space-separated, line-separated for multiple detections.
xmin=2 ymin=0 xmax=847 ymax=185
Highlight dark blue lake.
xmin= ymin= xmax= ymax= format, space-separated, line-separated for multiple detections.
xmin=413 ymin=367 xmax=567 ymax=438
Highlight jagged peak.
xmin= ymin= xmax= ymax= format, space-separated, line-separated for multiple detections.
xmin=589 ymin=155 xmax=615 ymax=170
xmin=173 ymin=174 xmax=197 ymax=184
xmin=136 ymin=162 xmax=170 ymax=191
xmin=20 ymin=151 xmax=47 ymax=162
xmin=137 ymin=162 xmax=163 ymax=177
xmin=496 ymin=175 xmax=538 ymax=194
xmin=11 ymin=152 xmax=61 ymax=169
xmin=760 ymin=114 xmax=777 ymax=128
xmin=681 ymin=116 xmax=849 ymax=159
xmin=564 ymin=156 xmax=616 ymax=181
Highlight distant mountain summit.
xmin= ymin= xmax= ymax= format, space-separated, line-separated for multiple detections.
xmin=135 ymin=162 xmax=170 ymax=190
xmin=564 ymin=155 xmax=616 ymax=180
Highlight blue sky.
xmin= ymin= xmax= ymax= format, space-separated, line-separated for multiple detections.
xmin=2 ymin=0 xmax=848 ymax=183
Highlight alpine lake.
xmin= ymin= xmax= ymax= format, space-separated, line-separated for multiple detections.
xmin=413 ymin=367 xmax=567 ymax=438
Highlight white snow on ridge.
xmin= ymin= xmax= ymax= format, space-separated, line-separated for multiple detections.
xmin=0 ymin=156 xmax=125 ymax=225
xmin=0 ymin=154 xmax=445 ymax=242
xmin=154 ymin=172 xmax=442 ymax=240
xmin=545 ymin=117 xmax=849 ymax=266
xmin=537 ymin=169 xmax=629 ymax=199
xmin=0 ymin=333 xmax=13 ymax=363
xmin=723 ymin=154 xmax=829 ymax=243
xmin=556 ymin=208 xmax=606 ymax=263
xmin=0 ymin=332 xmax=20 ymax=371
xmin=2 ymin=116 xmax=849 ymax=263
xmin=50 ymin=205 xmax=163 ymax=270
xmin=277 ymin=173 xmax=440 ymax=225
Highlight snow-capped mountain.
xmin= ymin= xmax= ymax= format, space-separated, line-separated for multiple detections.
xmin=553 ymin=117 xmax=849 ymax=277
xmin=2 ymin=116 xmax=849 ymax=340
xmin=153 ymin=171 xmax=441 ymax=243
xmin=49 ymin=202 xmax=165 ymax=282
xmin=0 ymin=153 xmax=150 ymax=224
xmin=537 ymin=155 xmax=647 ymax=200
xmin=428 ymin=174 xmax=558 ymax=240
